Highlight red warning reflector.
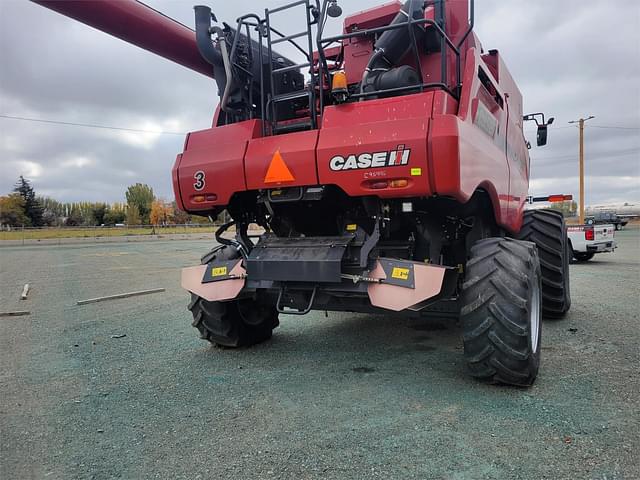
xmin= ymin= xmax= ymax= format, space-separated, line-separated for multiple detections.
xmin=264 ymin=150 xmax=295 ymax=184
xmin=548 ymin=194 xmax=572 ymax=203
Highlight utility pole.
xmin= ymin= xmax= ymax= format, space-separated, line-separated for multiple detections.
xmin=568 ymin=115 xmax=595 ymax=224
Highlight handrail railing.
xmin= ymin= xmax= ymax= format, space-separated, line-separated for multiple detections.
xmin=319 ymin=17 xmax=461 ymax=99
xmin=230 ymin=0 xmax=474 ymax=133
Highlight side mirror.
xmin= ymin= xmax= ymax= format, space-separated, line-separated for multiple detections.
xmin=537 ymin=125 xmax=548 ymax=146
xmin=524 ymin=113 xmax=553 ymax=148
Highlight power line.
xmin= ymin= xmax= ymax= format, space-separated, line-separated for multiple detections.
xmin=0 ymin=114 xmax=186 ymax=136
xmin=533 ymin=148 xmax=640 ymax=161
xmin=3 ymin=113 xmax=638 ymax=137
xmin=526 ymin=124 xmax=640 ymax=132
xmin=589 ymin=125 xmax=640 ymax=130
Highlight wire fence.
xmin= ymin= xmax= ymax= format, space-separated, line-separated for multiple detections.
xmin=0 ymin=224 xmax=220 ymax=244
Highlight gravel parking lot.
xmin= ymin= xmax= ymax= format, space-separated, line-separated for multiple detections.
xmin=1 ymin=228 xmax=638 ymax=479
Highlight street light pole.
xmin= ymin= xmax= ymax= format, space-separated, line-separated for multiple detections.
xmin=569 ymin=115 xmax=595 ymax=224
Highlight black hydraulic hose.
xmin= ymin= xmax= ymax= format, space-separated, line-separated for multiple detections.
xmin=215 ymin=221 xmax=249 ymax=258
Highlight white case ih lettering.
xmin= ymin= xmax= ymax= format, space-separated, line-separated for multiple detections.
xmin=330 ymin=145 xmax=411 ymax=171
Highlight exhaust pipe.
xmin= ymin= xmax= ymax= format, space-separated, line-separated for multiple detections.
xmin=193 ymin=6 xmax=224 ymax=68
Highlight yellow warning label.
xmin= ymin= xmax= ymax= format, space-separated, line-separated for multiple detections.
xmin=212 ymin=266 xmax=228 ymax=277
xmin=346 ymin=224 xmax=357 ymax=231
xmin=410 ymin=168 xmax=422 ymax=176
xmin=391 ymin=267 xmax=410 ymax=280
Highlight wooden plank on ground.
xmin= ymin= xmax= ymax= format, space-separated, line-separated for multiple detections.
xmin=76 ymin=288 xmax=165 ymax=306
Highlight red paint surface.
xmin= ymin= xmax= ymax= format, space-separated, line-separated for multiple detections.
xmin=318 ymin=92 xmax=434 ymax=199
xmin=245 ymin=130 xmax=319 ymax=190
xmin=33 ymin=0 xmax=215 ymax=78
xmin=174 ymin=120 xmax=262 ymax=211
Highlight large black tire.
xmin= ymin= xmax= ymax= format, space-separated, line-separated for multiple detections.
xmin=573 ymin=251 xmax=594 ymax=262
xmin=516 ymin=209 xmax=571 ymax=318
xmin=188 ymin=246 xmax=279 ymax=347
xmin=460 ymin=238 xmax=542 ymax=386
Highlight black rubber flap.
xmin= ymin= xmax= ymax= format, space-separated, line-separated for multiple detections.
xmin=247 ymin=234 xmax=354 ymax=283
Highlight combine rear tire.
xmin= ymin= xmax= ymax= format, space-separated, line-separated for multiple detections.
xmin=460 ymin=238 xmax=542 ymax=386
xmin=516 ymin=209 xmax=571 ymax=318
xmin=188 ymin=246 xmax=279 ymax=347
xmin=189 ymin=295 xmax=279 ymax=347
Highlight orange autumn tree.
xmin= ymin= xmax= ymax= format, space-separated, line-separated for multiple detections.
xmin=150 ymin=200 xmax=173 ymax=226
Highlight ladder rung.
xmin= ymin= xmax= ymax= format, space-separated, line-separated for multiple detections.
xmin=273 ymin=62 xmax=310 ymax=75
xmin=272 ymin=31 xmax=309 ymax=45
xmin=268 ymin=0 xmax=308 ymax=15
xmin=272 ymin=91 xmax=310 ymax=103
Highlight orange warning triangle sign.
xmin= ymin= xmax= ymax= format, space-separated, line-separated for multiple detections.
xmin=264 ymin=149 xmax=295 ymax=183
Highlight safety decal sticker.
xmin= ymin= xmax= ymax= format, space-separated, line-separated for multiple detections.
xmin=391 ymin=267 xmax=410 ymax=280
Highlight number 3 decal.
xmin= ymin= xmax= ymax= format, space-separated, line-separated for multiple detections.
xmin=193 ymin=171 xmax=205 ymax=191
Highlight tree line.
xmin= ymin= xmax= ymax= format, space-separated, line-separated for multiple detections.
xmin=0 ymin=176 xmax=207 ymax=228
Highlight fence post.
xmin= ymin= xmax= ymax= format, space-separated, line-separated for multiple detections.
xmin=22 ymin=225 xmax=25 ymax=246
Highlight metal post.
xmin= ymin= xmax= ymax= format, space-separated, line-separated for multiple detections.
xmin=579 ymin=119 xmax=585 ymax=224
xmin=569 ymin=115 xmax=594 ymax=224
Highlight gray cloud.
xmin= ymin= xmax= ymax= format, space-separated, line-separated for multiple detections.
xmin=1 ymin=0 xmax=638 ymax=205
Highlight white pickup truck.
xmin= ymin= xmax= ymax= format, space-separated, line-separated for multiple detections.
xmin=567 ymin=224 xmax=617 ymax=262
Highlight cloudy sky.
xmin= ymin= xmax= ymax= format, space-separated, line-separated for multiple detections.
xmin=1 ymin=0 xmax=639 ymax=206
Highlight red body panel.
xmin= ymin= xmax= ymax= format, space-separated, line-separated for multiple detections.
xmin=173 ymin=120 xmax=262 ymax=211
xmin=318 ymin=92 xmax=434 ymax=199
xmin=427 ymin=43 xmax=529 ymax=232
xmin=245 ymin=130 xmax=319 ymax=190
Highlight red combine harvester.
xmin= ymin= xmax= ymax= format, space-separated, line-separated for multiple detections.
xmin=34 ymin=0 xmax=571 ymax=385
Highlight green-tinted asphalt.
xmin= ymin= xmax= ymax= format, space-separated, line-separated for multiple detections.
xmin=1 ymin=229 xmax=638 ymax=479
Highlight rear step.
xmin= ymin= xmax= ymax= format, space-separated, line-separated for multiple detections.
xmin=246 ymin=234 xmax=355 ymax=283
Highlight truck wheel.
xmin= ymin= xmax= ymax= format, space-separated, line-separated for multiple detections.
xmin=188 ymin=246 xmax=279 ymax=347
xmin=460 ymin=238 xmax=542 ymax=386
xmin=573 ymin=251 xmax=594 ymax=262
xmin=516 ymin=210 xmax=571 ymax=318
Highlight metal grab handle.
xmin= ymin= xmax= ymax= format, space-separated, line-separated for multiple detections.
xmin=276 ymin=286 xmax=317 ymax=315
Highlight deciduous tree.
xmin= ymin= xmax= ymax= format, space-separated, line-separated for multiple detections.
xmin=125 ymin=183 xmax=155 ymax=224
xmin=0 ymin=194 xmax=29 ymax=227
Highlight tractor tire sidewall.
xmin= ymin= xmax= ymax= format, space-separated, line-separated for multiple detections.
xmin=189 ymin=245 xmax=279 ymax=347
xmin=460 ymin=238 xmax=542 ymax=386
xmin=516 ymin=209 xmax=571 ymax=319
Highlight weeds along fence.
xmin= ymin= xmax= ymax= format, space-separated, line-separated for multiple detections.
xmin=0 ymin=224 xmax=220 ymax=245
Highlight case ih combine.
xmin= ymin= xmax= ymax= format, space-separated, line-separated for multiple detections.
xmin=34 ymin=0 xmax=571 ymax=386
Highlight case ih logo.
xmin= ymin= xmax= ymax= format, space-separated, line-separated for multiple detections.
xmin=330 ymin=145 xmax=411 ymax=171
